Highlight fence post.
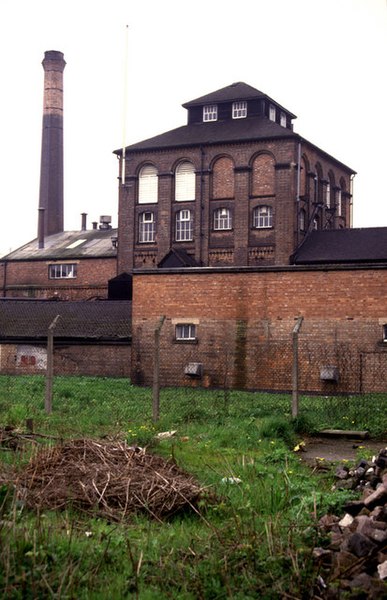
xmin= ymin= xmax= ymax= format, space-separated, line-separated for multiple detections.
xmin=292 ymin=316 xmax=304 ymax=418
xmin=152 ymin=315 xmax=166 ymax=422
xmin=45 ymin=314 xmax=61 ymax=414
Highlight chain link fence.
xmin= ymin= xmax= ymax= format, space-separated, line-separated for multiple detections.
xmin=0 ymin=317 xmax=386 ymax=439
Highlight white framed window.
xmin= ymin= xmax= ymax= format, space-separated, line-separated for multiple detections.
xmin=280 ymin=111 xmax=286 ymax=127
xmin=383 ymin=325 xmax=387 ymax=342
xmin=213 ymin=207 xmax=232 ymax=230
xmin=326 ymin=181 xmax=331 ymax=208
xmin=48 ymin=263 xmax=77 ymax=279
xmin=337 ymin=189 xmax=342 ymax=216
xmin=175 ymin=323 xmax=196 ymax=341
xmin=203 ymin=105 xmax=217 ymax=122
xmin=175 ymin=161 xmax=195 ymax=202
xmin=138 ymin=211 xmax=155 ymax=243
xmin=176 ymin=209 xmax=193 ymax=241
xmin=299 ymin=208 xmax=306 ymax=231
xmin=138 ymin=165 xmax=158 ymax=204
xmin=269 ymin=104 xmax=276 ymax=122
xmin=253 ymin=206 xmax=273 ymax=229
xmin=232 ymin=101 xmax=247 ymax=119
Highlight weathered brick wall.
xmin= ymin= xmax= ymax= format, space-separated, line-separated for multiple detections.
xmin=1 ymin=258 xmax=116 ymax=300
xmin=131 ymin=267 xmax=387 ymax=393
xmin=0 ymin=343 xmax=131 ymax=378
xmin=118 ymin=138 xmax=352 ymax=273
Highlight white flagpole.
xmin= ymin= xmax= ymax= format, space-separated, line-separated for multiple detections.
xmin=121 ymin=25 xmax=129 ymax=184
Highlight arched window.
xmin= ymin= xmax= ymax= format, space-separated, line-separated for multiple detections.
xmin=300 ymin=155 xmax=309 ymax=198
xmin=325 ymin=181 xmax=331 ymax=209
xmin=213 ymin=208 xmax=232 ymax=230
xmin=299 ymin=208 xmax=306 ymax=231
xmin=138 ymin=165 xmax=158 ymax=204
xmin=138 ymin=211 xmax=155 ymax=243
xmin=212 ymin=157 xmax=234 ymax=199
xmin=251 ymin=154 xmax=275 ymax=196
xmin=175 ymin=209 xmax=193 ymax=241
xmin=253 ymin=205 xmax=273 ymax=229
xmin=175 ymin=162 xmax=195 ymax=202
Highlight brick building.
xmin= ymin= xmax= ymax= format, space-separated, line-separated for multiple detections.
xmin=0 ymin=216 xmax=118 ymax=300
xmin=116 ymin=82 xmax=387 ymax=394
xmin=0 ymin=299 xmax=131 ymax=377
xmin=116 ymin=82 xmax=355 ymax=271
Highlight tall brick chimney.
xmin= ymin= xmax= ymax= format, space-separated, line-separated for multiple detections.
xmin=38 ymin=50 xmax=66 ymax=238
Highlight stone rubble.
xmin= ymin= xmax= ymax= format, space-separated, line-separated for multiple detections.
xmin=314 ymin=447 xmax=387 ymax=599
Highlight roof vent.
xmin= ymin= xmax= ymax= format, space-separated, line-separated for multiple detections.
xmin=99 ymin=215 xmax=112 ymax=230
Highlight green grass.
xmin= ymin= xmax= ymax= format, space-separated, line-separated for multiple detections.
xmin=0 ymin=376 xmax=386 ymax=598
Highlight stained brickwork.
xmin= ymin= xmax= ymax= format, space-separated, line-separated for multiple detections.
xmin=1 ymin=257 xmax=116 ymax=300
xmin=131 ymin=268 xmax=387 ymax=393
xmin=117 ymin=139 xmax=352 ymax=273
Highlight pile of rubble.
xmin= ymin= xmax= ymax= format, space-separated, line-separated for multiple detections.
xmin=314 ymin=448 xmax=387 ymax=598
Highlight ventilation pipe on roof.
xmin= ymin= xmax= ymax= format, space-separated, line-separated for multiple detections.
xmin=99 ymin=215 xmax=112 ymax=230
xmin=92 ymin=221 xmax=98 ymax=230
xmin=81 ymin=213 xmax=87 ymax=231
xmin=38 ymin=207 xmax=45 ymax=249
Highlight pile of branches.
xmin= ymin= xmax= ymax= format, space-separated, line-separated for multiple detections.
xmin=12 ymin=439 xmax=204 ymax=522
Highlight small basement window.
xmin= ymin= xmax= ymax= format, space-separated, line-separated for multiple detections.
xmin=175 ymin=323 xmax=197 ymax=342
xmin=383 ymin=324 xmax=387 ymax=342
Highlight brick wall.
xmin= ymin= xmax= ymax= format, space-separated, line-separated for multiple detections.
xmin=1 ymin=257 xmax=117 ymax=300
xmin=118 ymin=138 xmax=352 ymax=273
xmin=0 ymin=343 xmax=131 ymax=378
xmin=131 ymin=267 xmax=387 ymax=393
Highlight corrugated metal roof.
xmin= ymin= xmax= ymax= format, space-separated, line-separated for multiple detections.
xmin=292 ymin=228 xmax=387 ymax=264
xmin=0 ymin=299 xmax=131 ymax=340
xmin=1 ymin=229 xmax=118 ymax=261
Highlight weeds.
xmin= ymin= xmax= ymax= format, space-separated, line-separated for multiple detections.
xmin=0 ymin=376 xmax=386 ymax=597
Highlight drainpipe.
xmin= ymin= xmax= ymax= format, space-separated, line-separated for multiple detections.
xmin=2 ymin=260 xmax=7 ymax=297
xmin=296 ymin=141 xmax=302 ymax=249
xmin=38 ymin=207 xmax=45 ymax=249
xmin=199 ymin=146 xmax=205 ymax=266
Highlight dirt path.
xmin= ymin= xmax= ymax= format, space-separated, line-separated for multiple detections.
xmin=300 ymin=436 xmax=387 ymax=464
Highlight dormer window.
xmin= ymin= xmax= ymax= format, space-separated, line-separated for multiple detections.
xmin=269 ymin=104 xmax=276 ymax=122
xmin=280 ymin=111 xmax=286 ymax=127
xmin=203 ymin=105 xmax=218 ymax=122
xmin=232 ymin=101 xmax=247 ymax=119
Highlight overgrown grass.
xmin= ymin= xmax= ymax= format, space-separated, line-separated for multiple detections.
xmin=0 ymin=376 xmax=386 ymax=598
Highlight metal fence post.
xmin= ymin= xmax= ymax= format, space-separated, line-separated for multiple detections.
xmin=152 ymin=315 xmax=166 ymax=422
xmin=45 ymin=314 xmax=61 ymax=414
xmin=292 ymin=316 xmax=304 ymax=418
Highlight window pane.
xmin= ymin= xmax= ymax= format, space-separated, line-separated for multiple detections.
xmin=139 ymin=165 xmax=158 ymax=204
xmin=176 ymin=324 xmax=196 ymax=340
xmin=203 ymin=105 xmax=217 ymax=122
xmin=49 ymin=263 xmax=77 ymax=279
xmin=176 ymin=210 xmax=193 ymax=241
xmin=175 ymin=162 xmax=195 ymax=202
xmin=232 ymin=101 xmax=247 ymax=119
xmin=139 ymin=212 xmax=155 ymax=243
xmin=214 ymin=208 xmax=232 ymax=230
xmin=253 ymin=206 xmax=273 ymax=228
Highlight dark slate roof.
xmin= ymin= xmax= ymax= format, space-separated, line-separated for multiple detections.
xmin=292 ymin=228 xmax=387 ymax=265
xmin=119 ymin=116 xmax=296 ymax=153
xmin=1 ymin=229 xmax=118 ymax=261
xmin=0 ymin=299 xmax=131 ymax=341
xmin=182 ymin=81 xmax=296 ymax=117
xmin=158 ymin=248 xmax=200 ymax=268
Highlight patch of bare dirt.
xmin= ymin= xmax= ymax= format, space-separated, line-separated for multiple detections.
xmin=300 ymin=436 xmax=387 ymax=465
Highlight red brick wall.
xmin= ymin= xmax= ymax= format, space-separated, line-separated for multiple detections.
xmin=1 ymin=258 xmax=117 ymax=300
xmin=0 ymin=343 xmax=131 ymax=378
xmin=131 ymin=268 xmax=387 ymax=393
xmin=118 ymin=138 xmax=352 ymax=273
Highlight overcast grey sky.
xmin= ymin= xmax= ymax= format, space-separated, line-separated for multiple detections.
xmin=0 ymin=0 xmax=386 ymax=256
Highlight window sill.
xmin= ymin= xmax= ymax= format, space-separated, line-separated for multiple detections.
xmin=174 ymin=339 xmax=198 ymax=345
